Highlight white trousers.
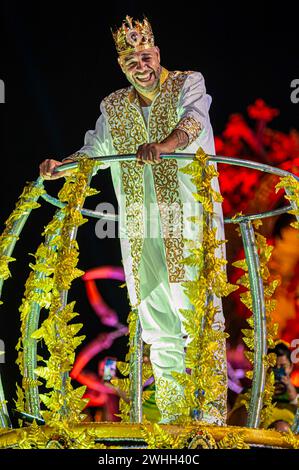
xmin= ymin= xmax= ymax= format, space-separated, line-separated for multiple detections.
xmin=139 ymin=280 xmax=188 ymax=379
xmin=138 ymin=243 xmax=227 ymax=423
xmin=135 ymin=166 xmax=227 ymax=423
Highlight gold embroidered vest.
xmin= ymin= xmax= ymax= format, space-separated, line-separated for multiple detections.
xmin=103 ymin=68 xmax=192 ymax=305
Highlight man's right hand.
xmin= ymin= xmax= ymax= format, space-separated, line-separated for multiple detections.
xmin=39 ymin=158 xmax=75 ymax=180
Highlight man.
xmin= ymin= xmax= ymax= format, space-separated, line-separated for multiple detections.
xmin=267 ymin=342 xmax=299 ymax=431
xmin=228 ymin=342 xmax=299 ymax=431
xmin=39 ymin=16 xmax=226 ymax=424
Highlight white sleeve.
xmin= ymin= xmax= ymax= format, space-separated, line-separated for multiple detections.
xmin=176 ymin=71 xmax=212 ymax=147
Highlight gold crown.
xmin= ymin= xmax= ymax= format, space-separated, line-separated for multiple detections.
xmin=274 ymin=339 xmax=291 ymax=348
xmin=111 ymin=15 xmax=155 ymax=57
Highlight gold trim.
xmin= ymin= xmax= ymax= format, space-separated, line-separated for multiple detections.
xmin=104 ymin=70 xmax=194 ymax=300
xmin=118 ymin=44 xmax=154 ymax=57
xmin=104 ymin=88 xmax=146 ymax=306
xmin=151 ymin=71 xmax=192 ymax=282
xmin=0 ymin=423 xmax=298 ymax=449
xmin=160 ymin=66 xmax=169 ymax=86
xmin=176 ymin=116 xmax=202 ymax=148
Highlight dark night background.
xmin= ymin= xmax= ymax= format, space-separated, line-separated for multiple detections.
xmin=0 ymin=0 xmax=298 ymax=416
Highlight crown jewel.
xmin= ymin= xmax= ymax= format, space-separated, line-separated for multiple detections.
xmin=112 ymin=16 xmax=155 ymax=57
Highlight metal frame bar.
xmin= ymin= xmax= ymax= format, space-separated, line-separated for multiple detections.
xmin=129 ymin=313 xmax=143 ymax=423
xmin=239 ymin=221 xmax=268 ymax=428
xmin=0 ymin=178 xmax=45 ymax=428
xmin=1 ymin=154 xmax=298 ymax=430
xmin=51 ymin=153 xmax=299 ymax=183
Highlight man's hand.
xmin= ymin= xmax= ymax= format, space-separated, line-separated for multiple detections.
xmin=281 ymin=375 xmax=298 ymax=401
xmin=136 ymin=143 xmax=164 ymax=165
xmin=136 ymin=129 xmax=189 ymax=166
xmin=39 ymin=158 xmax=75 ymax=180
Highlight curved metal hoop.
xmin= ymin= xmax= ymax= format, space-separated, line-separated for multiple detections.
xmin=0 ymin=154 xmax=298 ymax=434
xmin=44 ymin=154 xmax=299 ymax=223
xmin=50 ymin=154 xmax=299 ymax=431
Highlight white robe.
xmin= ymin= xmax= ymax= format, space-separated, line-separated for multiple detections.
xmin=75 ymin=71 xmax=225 ymax=312
xmin=71 ymin=71 xmax=227 ymax=424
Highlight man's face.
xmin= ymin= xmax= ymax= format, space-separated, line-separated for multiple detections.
xmin=119 ymin=46 xmax=161 ymax=94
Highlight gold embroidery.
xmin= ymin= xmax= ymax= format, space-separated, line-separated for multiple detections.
xmin=151 ymin=71 xmax=192 ymax=282
xmin=104 ymin=70 xmax=194 ymax=301
xmin=151 ymin=159 xmax=185 ymax=281
xmin=155 ymin=377 xmax=189 ymax=423
xmin=176 ymin=116 xmax=202 ymax=148
xmin=104 ymin=88 xmax=146 ymax=306
xmin=62 ymin=152 xmax=87 ymax=162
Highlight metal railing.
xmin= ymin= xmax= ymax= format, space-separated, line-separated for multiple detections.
xmin=0 ymin=153 xmax=298 ymax=432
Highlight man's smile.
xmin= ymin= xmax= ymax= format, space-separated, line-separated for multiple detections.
xmin=135 ymin=71 xmax=155 ymax=85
